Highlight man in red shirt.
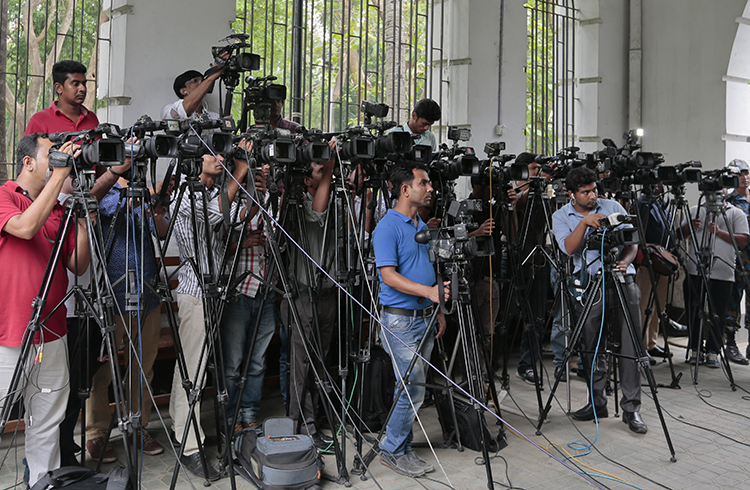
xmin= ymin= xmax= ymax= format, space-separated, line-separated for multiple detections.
xmin=25 ymin=60 xmax=99 ymax=135
xmin=0 ymin=133 xmax=89 ymax=486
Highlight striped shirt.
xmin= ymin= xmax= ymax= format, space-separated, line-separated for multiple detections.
xmin=171 ymin=185 xmax=233 ymax=298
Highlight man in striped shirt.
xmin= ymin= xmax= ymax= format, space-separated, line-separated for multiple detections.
xmin=169 ymin=150 xmax=249 ymax=480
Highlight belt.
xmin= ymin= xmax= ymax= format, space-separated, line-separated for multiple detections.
xmin=382 ymin=305 xmax=435 ymax=318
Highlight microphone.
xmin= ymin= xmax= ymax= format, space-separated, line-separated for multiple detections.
xmin=415 ymin=229 xmax=431 ymax=244
xmin=598 ymin=212 xmax=635 ymax=228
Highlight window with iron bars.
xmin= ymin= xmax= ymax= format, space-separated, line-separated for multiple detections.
xmin=231 ymin=0 xmax=447 ymax=133
xmin=525 ymin=0 xmax=576 ymax=156
xmin=1 ymin=0 xmax=108 ymax=181
xmin=1 ymin=0 xmax=447 ymax=182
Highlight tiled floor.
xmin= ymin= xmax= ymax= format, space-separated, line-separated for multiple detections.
xmin=4 ymin=338 xmax=750 ymax=489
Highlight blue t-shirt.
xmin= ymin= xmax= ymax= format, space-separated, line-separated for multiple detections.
xmin=372 ymin=208 xmax=436 ymax=309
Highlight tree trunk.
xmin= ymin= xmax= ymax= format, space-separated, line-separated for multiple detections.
xmin=382 ymin=0 xmax=408 ymax=123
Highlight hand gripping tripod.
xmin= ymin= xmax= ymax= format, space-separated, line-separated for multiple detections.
xmin=538 ymin=237 xmax=676 ymax=462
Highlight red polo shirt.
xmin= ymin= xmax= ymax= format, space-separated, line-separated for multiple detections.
xmin=25 ymin=101 xmax=99 ymax=135
xmin=0 ymin=182 xmax=75 ymax=346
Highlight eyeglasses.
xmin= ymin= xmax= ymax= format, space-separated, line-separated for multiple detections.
xmin=185 ymin=76 xmax=202 ymax=86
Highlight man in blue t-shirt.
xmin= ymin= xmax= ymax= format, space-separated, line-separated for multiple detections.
xmin=372 ymin=162 xmax=449 ymax=477
xmin=551 ymin=167 xmax=647 ymax=434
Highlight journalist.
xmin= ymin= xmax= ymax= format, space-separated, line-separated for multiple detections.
xmin=551 ymin=166 xmax=647 ymax=434
xmin=372 ymin=162 xmax=449 ymax=477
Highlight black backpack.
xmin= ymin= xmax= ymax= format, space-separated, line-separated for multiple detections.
xmin=31 ymin=466 xmax=129 ymax=490
xmin=356 ymin=345 xmax=395 ymax=432
xmin=234 ymin=417 xmax=321 ymax=490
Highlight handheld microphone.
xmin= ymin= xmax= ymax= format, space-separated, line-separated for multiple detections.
xmin=415 ymin=230 xmax=431 ymax=244
xmin=598 ymin=212 xmax=635 ymax=228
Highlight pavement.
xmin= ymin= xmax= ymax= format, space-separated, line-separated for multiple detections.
xmin=3 ymin=337 xmax=750 ymax=490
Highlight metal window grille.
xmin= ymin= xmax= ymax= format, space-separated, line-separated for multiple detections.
xmin=1 ymin=0 xmax=109 ymax=180
xmin=232 ymin=0 xmax=448 ymax=133
xmin=525 ymin=0 xmax=576 ymax=155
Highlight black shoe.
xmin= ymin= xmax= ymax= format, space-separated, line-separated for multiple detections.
xmin=179 ymin=453 xmax=221 ymax=481
xmin=516 ymin=369 xmax=538 ymax=386
xmin=726 ymin=345 xmax=749 ymax=365
xmin=311 ymin=432 xmax=334 ymax=451
xmin=667 ymin=319 xmax=688 ymax=337
xmin=571 ymin=403 xmax=608 ymax=421
xmin=648 ymin=345 xmax=672 ymax=359
xmin=553 ymin=365 xmax=567 ymax=383
xmin=622 ymin=411 xmax=648 ymax=434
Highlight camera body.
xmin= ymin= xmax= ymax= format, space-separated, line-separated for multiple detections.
xmin=49 ymin=124 xmax=125 ymax=170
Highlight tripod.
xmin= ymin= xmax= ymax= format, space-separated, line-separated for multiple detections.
xmin=676 ymin=190 xmax=743 ymax=387
xmin=538 ymin=245 xmax=676 ymax=461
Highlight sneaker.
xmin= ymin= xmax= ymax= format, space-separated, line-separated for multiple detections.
xmin=516 ymin=369 xmax=538 ymax=386
xmin=380 ymin=451 xmax=425 ymax=477
xmin=725 ymin=345 xmax=749 ymax=365
xmin=406 ymin=451 xmax=434 ymax=474
xmin=686 ymin=350 xmax=703 ymax=365
xmin=86 ymin=436 xmax=117 ymax=463
xmin=137 ymin=429 xmax=164 ymax=456
xmin=705 ymin=352 xmax=720 ymax=368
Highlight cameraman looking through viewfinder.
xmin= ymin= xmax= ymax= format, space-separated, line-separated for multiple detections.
xmin=386 ymin=98 xmax=441 ymax=152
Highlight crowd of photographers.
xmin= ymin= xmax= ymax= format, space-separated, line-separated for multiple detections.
xmin=5 ymin=56 xmax=750 ymax=486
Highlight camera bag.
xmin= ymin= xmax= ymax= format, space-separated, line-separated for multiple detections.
xmin=31 ymin=466 xmax=129 ymax=490
xmin=355 ymin=345 xmax=395 ymax=432
xmin=234 ymin=417 xmax=321 ymax=490
xmin=635 ymin=244 xmax=679 ymax=276
xmin=434 ymin=391 xmax=507 ymax=453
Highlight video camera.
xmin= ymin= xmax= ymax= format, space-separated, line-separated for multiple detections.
xmin=429 ymin=126 xmax=481 ymax=181
xmin=244 ymin=76 xmax=287 ymax=126
xmin=211 ymin=34 xmax=261 ymax=82
xmin=656 ymin=160 xmax=702 ymax=186
xmin=48 ymin=124 xmax=125 ymax=169
xmin=121 ymin=115 xmax=179 ymax=161
xmin=697 ymin=168 xmax=739 ymax=192
xmin=415 ymin=198 xmax=495 ymax=263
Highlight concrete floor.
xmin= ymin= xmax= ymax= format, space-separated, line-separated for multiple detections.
xmin=3 ymin=338 xmax=750 ymax=490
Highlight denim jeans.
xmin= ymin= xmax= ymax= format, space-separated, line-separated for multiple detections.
xmin=549 ymin=267 xmax=566 ymax=367
xmin=221 ymin=293 xmax=276 ymax=424
xmin=380 ymin=311 xmax=435 ymax=456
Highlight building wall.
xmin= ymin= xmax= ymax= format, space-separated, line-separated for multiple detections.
xmin=641 ymin=0 xmax=745 ymax=168
xmin=97 ymin=0 xmax=235 ymax=127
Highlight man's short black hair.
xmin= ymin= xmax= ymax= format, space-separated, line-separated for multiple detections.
xmin=16 ymin=132 xmax=49 ymax=175
xmin=389 ymin=161 xmax=429 ymax=199
xmin=52 ymin=60 xmax=86 ymax=87
xmin=413 ymin=99 xmax=441 ymax=122
xmin=565 ymin=166 xmax=598 ymax=194
xmin=173 ymin=70 xmax=203 ymax=99
xmin=515 ymin=152 xmax=537 ymax=165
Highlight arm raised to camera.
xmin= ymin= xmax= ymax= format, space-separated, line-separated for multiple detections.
xmin=4 ymin=143 xmax=75 ymax=240
xmin=182 ymin=68 xmax=225 ymax=118
xmin=66 ymin=217 xmax=90 ymax=275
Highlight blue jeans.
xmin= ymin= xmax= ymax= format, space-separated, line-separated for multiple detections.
xmin=549 ymin=267 xmax=566 ymax=367
xmin=221 ymin=293 xmax=276 ymax=424
xmin=380 ymin=311 xmax=435 ymax=456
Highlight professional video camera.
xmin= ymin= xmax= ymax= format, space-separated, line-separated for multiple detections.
xmin=656 ymin=160 xmax=702 ymax=186
xmin=243 ymin=76 xmax=287 ymax=126
xmin=211 ymin=34 xmax=261 ymax=83
xmin=121 ymin=115 xmax=179 ymax=161
xmin=585 ymin=213 xmax=640 ymax=249
xmin=163 ymin=114 xmax=234 ymax=177
xmin=429 ymin=126 xmax=481 ymax=181
xmin=697 ymin=168 xmax=739 ymax=192
xmin=473 ymin=141 xmax=528 ymax=186
xmin=49 ymin=124 xmax=125 ymax=169
xmin=415 ymin=198 xmax=495 ymax=262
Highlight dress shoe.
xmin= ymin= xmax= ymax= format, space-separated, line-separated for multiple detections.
xmin=553 ymin=365 xmax=567 ymax=383
xmin=725 ymin=345 xmax=749 ymax=365
xmin=571 ymin=403 xmax=608 ymax=421
xmin=622 ymin=411 xmax=648 ymax=434
xmin=311 ymin=431 xmax=334 ymax=451
xmin=648 ymin=345 xmax=672 ymax=359
xmin=179 ymin=452 xmax=221 ymax=481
